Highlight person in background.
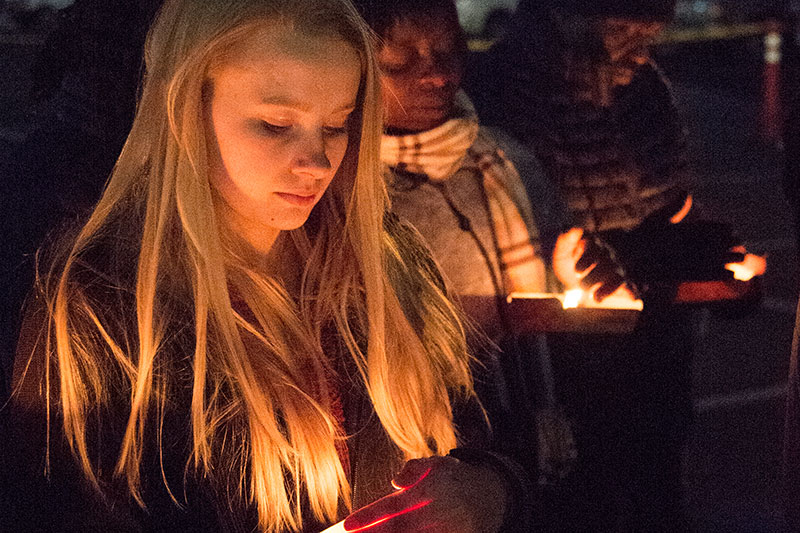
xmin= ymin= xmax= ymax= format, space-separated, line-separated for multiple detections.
xmin=467 ymin=0 xmax=688 ymax=234
xmin=351 ymin=0 xmax=612 ymax=519
xmin=0 ymin=0 xmax=531 ymax=531
xmin=464 ymin=1 xmax=705 ymax=530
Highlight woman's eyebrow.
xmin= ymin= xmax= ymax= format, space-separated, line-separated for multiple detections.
xmin=259 ymin=94 xmax=308 ymax=110
xmin=257 ymin=96 xmax=356 ymax=114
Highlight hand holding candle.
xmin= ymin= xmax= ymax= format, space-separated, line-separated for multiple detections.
xmin=338 ymin=455 xmax=506 ymax=533
xmin=553 ymin=228 xmax=636 ymax=303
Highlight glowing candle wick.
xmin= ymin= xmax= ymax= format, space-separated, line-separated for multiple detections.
xmin=562 ymin=289 xmax=583 ymax=309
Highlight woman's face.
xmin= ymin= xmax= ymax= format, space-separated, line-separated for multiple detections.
xmin=206 ymin=22 xmax=361 ymax=254
xmin=377 ymin=10 xmax=464 ymax=133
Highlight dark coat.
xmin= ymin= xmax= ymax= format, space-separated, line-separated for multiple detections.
xmin=0 ymin=216 xmax=526 ymax=532
xmin=464 ymin=9 xmax=695 ymax=530
xmin=464 ymin=9 xmax=690 ymax=233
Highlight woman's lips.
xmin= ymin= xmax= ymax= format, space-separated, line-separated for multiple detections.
xmin=275 ymin=192 xmax=317 ymax=207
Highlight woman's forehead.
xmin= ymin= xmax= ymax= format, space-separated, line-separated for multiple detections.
xmin=383 ymin=10 xmax=460 ymax=43
xmin=231 ymin=21 xmax=356 ymax=65
xmin=209 ymin=23 xmax=361 ymax=114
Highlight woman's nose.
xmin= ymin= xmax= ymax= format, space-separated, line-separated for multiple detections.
xmin=290 ymin=133 xmax=332 ymax=178
xmin=417 ymin=53 xmax=453 ymax=89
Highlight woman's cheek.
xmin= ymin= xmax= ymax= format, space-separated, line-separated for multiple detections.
xmin=328 ymin=136 xmax=350 ymax=173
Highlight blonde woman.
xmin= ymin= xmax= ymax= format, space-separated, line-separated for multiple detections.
xmin=0 ymin=1 xmax=530 ymax=531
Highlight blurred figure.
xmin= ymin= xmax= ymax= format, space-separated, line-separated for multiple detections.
xmin=352 ymin=0 xmax=580 ymax=499
xmin=468 ymin=0 xmax=688 ymax=234
xmin=464 ymin=1 xmax=704 ymax=531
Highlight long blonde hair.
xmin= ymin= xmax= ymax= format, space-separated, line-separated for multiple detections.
xmin=21 ymin=0 xmax=474 ymax=531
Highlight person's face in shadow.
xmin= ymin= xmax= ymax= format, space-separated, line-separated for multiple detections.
xmin=377 ymin=8 xmax=466 ymax=133
xmin=554 ymin=11 xmax=664 ymax=104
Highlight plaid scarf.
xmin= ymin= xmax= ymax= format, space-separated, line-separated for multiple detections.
xmin=381 ymin=92 xmax=480 ymax=181
xmin=382 ymin=92 xmax=546 ymax=293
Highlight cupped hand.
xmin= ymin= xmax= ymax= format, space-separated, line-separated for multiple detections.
xmin=553 ymin=227 xmax=632 ymax=302
xmin=342 ymin=455 xmax=507 ymax=533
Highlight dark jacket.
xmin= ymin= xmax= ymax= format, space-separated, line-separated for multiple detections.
xmin=465 ymin=9 xmax=690 ymax=233
xmin=0 ymin=216 xmax=529 ymax=533
xmin=464 ymin=10 xmax=696 ymax=529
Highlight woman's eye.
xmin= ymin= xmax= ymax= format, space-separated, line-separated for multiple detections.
xmin=257 ymin=120 xmax=290 ymax=135
xmin=324 ymin=114 xmax=351 ymax=137
xmin=323 ymin=125 xmax=348 ymax=137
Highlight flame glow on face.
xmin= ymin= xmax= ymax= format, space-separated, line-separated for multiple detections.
xmin=206 ymin=22 xmax=360 ymax=255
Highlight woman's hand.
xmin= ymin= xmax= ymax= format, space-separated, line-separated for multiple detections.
xmin=342 ymin=455 xmax=507 ymax=533
xmin=553 ymin=227 xmax=632 ymax=302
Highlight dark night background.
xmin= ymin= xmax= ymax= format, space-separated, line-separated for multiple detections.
xmin=0 ymin=1 xmax=797 ymax=530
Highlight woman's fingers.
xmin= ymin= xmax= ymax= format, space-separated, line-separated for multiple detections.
xmin=575 ymin=238 xmax=601 ymax=273
xmin=573 ymin=236 xmax=627 ymax=300
xmin=342 ymin=455 xmax=505 ymax=533
xmin=391 ymin=457 xmax=438 ymax=490
xmin=344 ymin=458 xmax=440 ymax=531
xmin=553 ymin=228 xmax=586 ymax=288
xmin=590 ymin=274 xmax=626 ymax=301
xmin=725 ymin=253 xmax=767 ymax=282
xmin=343 ymin=491 xmax=432 ymax=532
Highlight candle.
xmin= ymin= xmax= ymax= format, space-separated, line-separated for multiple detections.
xmin=562 ymin=289 xmax=583 ymax=309
xmin=320 ymin=520 xmax=347 ymax=533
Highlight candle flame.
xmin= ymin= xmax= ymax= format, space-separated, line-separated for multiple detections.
xmin=562 ymin=289 xmax=583 ymax=309
xmin=725 ymin=253 xmax=767 ymax=282
xmin=321 ymin=520 xmax=347 ymax=533
xmin=561 ymin=287 xmax=643 ymax=310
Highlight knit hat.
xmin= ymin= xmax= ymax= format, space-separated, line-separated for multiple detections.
xmin=522 ymin=0 xmax=677 ymax=21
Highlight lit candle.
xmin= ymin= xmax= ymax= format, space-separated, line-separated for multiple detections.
xmin=562 ymin=289 xmax=583 ymax=309
xmin=320 ymin=520 xmax=347 ymax=533
xmin=558 ymin=287 xmax=643 ymax=311
xmin=725 ymin=253 xmax=767 ymax=282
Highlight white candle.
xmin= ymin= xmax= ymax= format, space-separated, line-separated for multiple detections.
xmin=320 ymin=519 xmax=347 ymax=533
